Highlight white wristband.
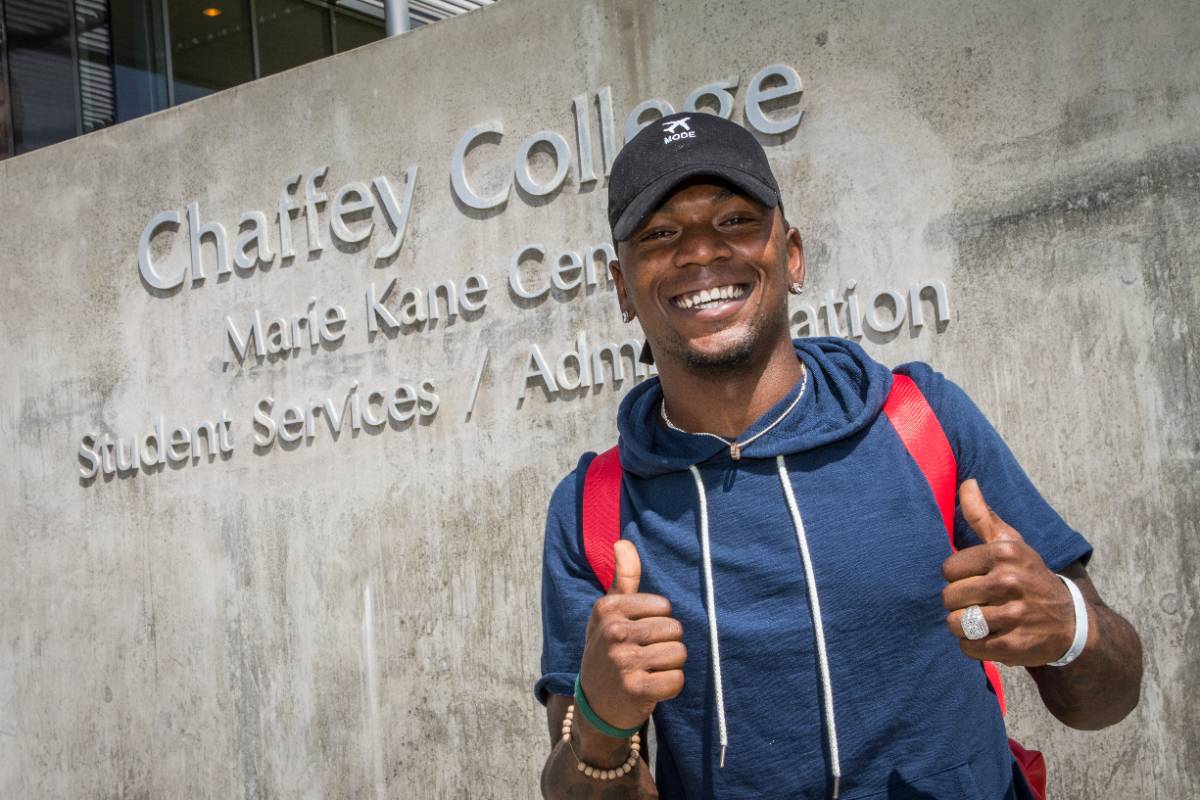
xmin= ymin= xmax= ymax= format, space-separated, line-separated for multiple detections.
xmin=1047 ymin=574 xmax=1088 ymax=667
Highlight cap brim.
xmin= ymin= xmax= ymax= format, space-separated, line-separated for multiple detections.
xmin=612 ymin=165 xmax=779 ymax=242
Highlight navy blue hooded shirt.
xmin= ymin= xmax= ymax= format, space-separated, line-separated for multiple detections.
xmin=536 ymin=338 xmax=1092 ymax=799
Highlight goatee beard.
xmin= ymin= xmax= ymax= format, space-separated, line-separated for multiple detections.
xmin=682 ymin=338 xmax=757 ymax=372
xmin=674 ymin=306 xmax=788 ymax=373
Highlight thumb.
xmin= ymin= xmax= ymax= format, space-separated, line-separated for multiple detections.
xmin=609 ymin=539 xmax=642 ymax=595
xmin=959 ymin=479 xmax=1022 ymax=543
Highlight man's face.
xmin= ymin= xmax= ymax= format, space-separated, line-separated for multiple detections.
xmin=611 ymin=181 xmax=804 ymax=372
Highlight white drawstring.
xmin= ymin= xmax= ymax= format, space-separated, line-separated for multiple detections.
xmin=688 ymin=464 xmax=729 ymax=769
xmin=685 ymin=454 xmax=842 ymax=793
xmin=777 ymin=455 xmax=842 ymax=799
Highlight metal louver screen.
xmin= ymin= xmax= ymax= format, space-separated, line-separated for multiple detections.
xmin=76 ymin=0 xmax=115 ymax=133
xmin=3 ymin=0 xmax=77 ymax=152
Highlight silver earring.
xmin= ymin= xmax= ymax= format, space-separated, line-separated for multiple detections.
xmin=621 ymin=310 xmax=632 ymax=323
xmin=789 ymin=282 xmax=804 ymax=295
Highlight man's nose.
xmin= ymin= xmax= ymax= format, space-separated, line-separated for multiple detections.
xmin=673 ymin=224 xmax=731 ymax=267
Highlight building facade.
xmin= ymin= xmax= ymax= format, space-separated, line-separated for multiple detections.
xmin=0 ymin=0 xmax=489 ymax=160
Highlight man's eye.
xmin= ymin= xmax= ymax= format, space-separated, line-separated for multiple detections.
xmin=640 ymin=229 xmax=674 ymax=241
xmin=722 ymin=215 xmax=754 ymax=226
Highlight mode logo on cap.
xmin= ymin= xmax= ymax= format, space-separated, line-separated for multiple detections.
xmin=661 ymin=116 xmax=695 ymax=143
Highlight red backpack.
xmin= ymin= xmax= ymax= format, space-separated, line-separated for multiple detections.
xmin=579 ymin=374 xmax=1047 ymax=799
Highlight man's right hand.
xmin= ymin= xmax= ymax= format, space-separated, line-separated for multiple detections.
xmin=579 ymin=540 xmax=687 ymax=733
xmin=541 ymin=540 xmax=681 ymax=798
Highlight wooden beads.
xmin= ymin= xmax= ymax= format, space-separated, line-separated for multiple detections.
xmin=562 ymin=704 xmax=642 ymax=781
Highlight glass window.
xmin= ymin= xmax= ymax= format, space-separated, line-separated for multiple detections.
xmin=109 ymin=0 xmax=168 ymax=122
xmin=0 ymin=9 xmax=12 ymax=159
xmin=4 ymin=0 xmax=79 ymax=154
xmin=333 ymin=10 xmax=383 ymax=53
xmin=257 ymin=0 xmax=331 ymax=77
xmin=168 ymin=0 xmax=254 ymax=104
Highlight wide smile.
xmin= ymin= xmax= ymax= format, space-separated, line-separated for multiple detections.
xmin=668 ymin=282 xmax=753 ymax=319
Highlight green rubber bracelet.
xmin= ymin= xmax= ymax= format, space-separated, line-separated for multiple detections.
xmin=574 ymin=674 xmax=643 ymax=739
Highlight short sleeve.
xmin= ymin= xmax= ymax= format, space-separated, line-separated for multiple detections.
xmin=534 ymin=453 xmax=607 ymax=705
xmin=896 ymin=363 xmax=1093 ymax=572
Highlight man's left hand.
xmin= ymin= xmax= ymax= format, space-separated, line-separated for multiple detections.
xmin=941 ymin=479 xmax=1077 ymax=667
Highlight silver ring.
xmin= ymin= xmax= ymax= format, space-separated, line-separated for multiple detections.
xmin=961 ymin=605 xmax=990 ymax=641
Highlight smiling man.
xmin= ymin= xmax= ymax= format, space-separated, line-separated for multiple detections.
xmin=535 ymin=112 xmax=1142 ymax=799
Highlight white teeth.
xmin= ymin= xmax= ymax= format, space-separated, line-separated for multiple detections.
xmin=674 ymin=284 xmax=746 ymax=309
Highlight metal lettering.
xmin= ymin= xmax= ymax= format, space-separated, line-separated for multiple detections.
xmin=417 ymin=381 xmax=440 ymax=417
xmin=519 ymin=343 xmax=558 ymax=403
xmin=371 ymin=167 xmax=417 ymax=260
xmin=865 ymin=288 xmax=907 ymax=333
xmin=388 ymin=384 xmax=417 ymax=424
xmin=745 ymin=64 xmax=803 ymax=135
xmin=78 ymin=434 xmax=100 ymax=480
xmin=278 ymin=406 xmax=305 ymax=443
xmin=224 ymin=309 xmax=265 ymax=364
xmin=791 ymin=303 xmax=819 ymax=337
xmin=450 ymin=122 xmax=509 ymax=210
xmin=321 ymin=305 xmax=347 ymax=343
xmin=908 ymin=280 xmax=950 ymax=327
xmin=572 ymin=93 xmax=598 ymax=184
xmin=597 ymin=86 xmax=618 ymax=176
xmin=584 ymin=242 xmax=616 ymax=288
xmin=365 ymin=279 xmax=399 ymax=334
xmin=556 ymin=332 xmax=592 ymax=391
xmin=460 ymin=273 xmax=489 ymax=312
xmin=234 ymin=211 xmax=275 ymax=273
xmin=137 ymin=210 xmax=185 ymax=291
xmin=187 ymin=202 xmax=230 ymax=283
xmin=361 ymin=391 xmax=388 ymax=429
xmin=590 ymin=339 xmax=647 ymax=387
xmin=551 ymin=251 xmax=584 ymax=292
xmin=141 ymin=417 xmax=167 ymax=466
xmin=844 ymin=280 xmax=863 ymax=338
xmin=167 ymin=426 xmax=191 ymax=463
xmin=330 ymin=181 xmax=376 ymax=244
xmin=277 ymin=174 xmax=302 ymax=260
xmin=509 ymin=244 xmax=548 ymax=301
xmin=684 ymin=76 xmax=738 ymax=119
xmin=514 ymin=130 xmax=570 ymax=197
xmin=253 ymin=398 xmax=277 ymax=447
xmin=304 ymin=166 xmax=329 ymax=254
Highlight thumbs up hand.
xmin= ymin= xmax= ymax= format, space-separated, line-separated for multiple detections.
xmin=941 ymin=480 xmax=1077 ymax=666
xmin=609 ymin=538 xmax=643 ymax=595
xmin=579 ymin=540 xmax=687 ymax=735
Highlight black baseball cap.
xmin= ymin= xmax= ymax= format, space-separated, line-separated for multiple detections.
xmin=608 ymin=111 xmax=781 ymax=242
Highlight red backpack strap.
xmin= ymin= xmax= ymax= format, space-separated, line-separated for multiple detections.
xmin=582 ymin=446 xmax=623 ymax=592
xmin=882 ymin=375 xmax=958 ymax=536
xmin=883 ymin=373 xmax=1008 ymax=717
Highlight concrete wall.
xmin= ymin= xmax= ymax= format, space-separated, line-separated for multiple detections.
xmin=1 ymin=0 xmax=1196 ymax=796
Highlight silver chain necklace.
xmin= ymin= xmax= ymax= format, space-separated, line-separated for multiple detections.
xmin=659 ymin=363 xmax=808 ymax=461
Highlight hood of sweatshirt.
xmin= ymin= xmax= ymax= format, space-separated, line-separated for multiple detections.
xmin=616 ymin=337 xmax=894 ymax=479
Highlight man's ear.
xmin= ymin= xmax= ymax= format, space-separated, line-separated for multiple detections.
xmin=785 ymin=226 xmax=805 ymax=289
xmin=609 ymin=258 xmax=634 ymax=320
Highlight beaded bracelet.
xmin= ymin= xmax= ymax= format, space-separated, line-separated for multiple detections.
xmin=561 ymin=703 xmax=641 ymax=780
